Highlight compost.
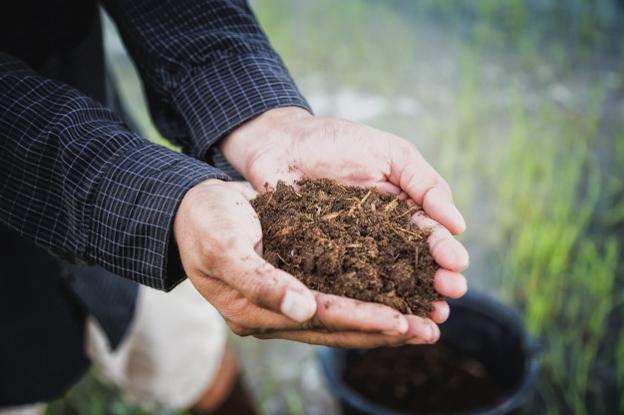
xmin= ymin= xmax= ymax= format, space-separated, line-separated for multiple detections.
xmin=251 ymin=178 xmax=440 ymax=316
xmin=343 ymin=345 xmax=504 ymax=413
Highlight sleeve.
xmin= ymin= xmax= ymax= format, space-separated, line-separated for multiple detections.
xmin=0 ymin=53 xmax=230 ymax=290
xmin=101 ymin=0 xmax=312 ymax=166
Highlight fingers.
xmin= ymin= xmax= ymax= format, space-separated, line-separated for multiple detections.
xmin=254 ymin=328 xmax=436 ymax=348
xmin=188 ymin=185 xmax=316 ymax=323
xmin=404 ymin=315 xmax=440 ymax=342
xmin=196 ymin=276 xmax=433 ymax=338
xmin=189 ymin=275 xmax=299 ymax=335
xmin=220 ymin=248 xmax=317 ymax=323
xmin=194 ymin=272 xmax=443 ymax=347
xmin=313 ymin=293 xmax=409 ymax=335
xmin=389 ymin=144 xmax=465 ymax=234
xmin=223 ymin=297 xmax=439 ymax=346
xmin=434 ymin=269 xmax=467 ymax=299
xmin=422 ymin=187 xmax=466 ymax=234
xmin=204 ymin=278 xmax=410 ymax=335
xmin=254 ymin=315 xmax=440 ymax=347
xmin=248 ymin=292 xmax=438 ymax=342
xmin=255 ymin=330 xmax=401 ymax=348
xmin=411 ymin=212 xmax=469 ymax=272
xmin=430 ymin=301 xmax=450 ymax=324
xmin=372 ymin=181 xmax=402 ymax=196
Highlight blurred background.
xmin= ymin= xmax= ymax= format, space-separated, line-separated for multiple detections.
xmin=47 ymin=0 xmax=624 ymax=414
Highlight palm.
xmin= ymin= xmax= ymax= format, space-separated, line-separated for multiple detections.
xmin=221 ymin=108 xmax=469 ymax=319
xmin=246 ymin=120 xmax=396 ymax=193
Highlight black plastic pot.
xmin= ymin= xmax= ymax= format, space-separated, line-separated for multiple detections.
xmin=319 ymin=291 xmax=541 ymax=415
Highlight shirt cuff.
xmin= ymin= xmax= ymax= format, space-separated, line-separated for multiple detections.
xmin=87 ymin=141 xmax=230 ymax=291
xmin=171 ymin=53 xmax=312 ymax=162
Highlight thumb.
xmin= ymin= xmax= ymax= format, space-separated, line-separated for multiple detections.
xmin=222 ymin=246 xmax=317 ymax=322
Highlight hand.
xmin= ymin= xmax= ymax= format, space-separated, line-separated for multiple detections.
xmin=174 ymin=179 xmax=440 ymax=347
xmin=220 ymin=107 xmax=469 ymax=322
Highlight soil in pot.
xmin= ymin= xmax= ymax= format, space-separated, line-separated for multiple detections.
xmin=251 ymin=178 xmax=440 ymax=316
xmin=343 ymin=345 xmax=505 ymax=413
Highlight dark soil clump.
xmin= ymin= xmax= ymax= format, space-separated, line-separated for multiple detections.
xmin=251 ymin=178 xmax=440 ymax=316
xmin=343 ymin=345 xmax=505 ymax=413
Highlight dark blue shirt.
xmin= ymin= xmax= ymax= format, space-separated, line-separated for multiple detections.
xmin=0 ymin=0 xmax=311 ymax=404
xmin=0 ymin=0 xmax=311 ymax=290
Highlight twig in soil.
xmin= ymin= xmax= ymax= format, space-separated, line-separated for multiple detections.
xmin=359 ymin=190 xmax=372 ymax=206
xmin=348 ymin=190 xmax=372 ymax=216
xmin=389 ymin=224 xmax=421 ymax=239
xmin=321 ymin=212 xmax=341 ymax=221
xmin=395 ymin=209 xmax=412 ymax=219
xmin=274 ymin=226 xmax=294 ymax=238
xmin=276 ymin=252 xmax=290 ymax=265
xmin=383 ymin=199 xmax=399 ymax=212
xmin=265 ymin=222 xmax=278 ymax=235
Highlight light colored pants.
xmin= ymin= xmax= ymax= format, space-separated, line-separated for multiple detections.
xmin=1 ymin=280 xmax=227 ymax=415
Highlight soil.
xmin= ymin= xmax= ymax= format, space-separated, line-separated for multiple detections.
xmin=343 ymin=345 xmax=505 ymax=413
xmin=250 ymin=178 xmax=440 ymax=316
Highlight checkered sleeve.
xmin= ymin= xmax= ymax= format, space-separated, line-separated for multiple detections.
xmin=102 ymin=0 xmax=312 ymax=168
xmin=0 ymin=53 xmax=230 ymax=290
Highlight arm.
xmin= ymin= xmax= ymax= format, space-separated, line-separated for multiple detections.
xmin=100 ymin=0 xmax=465 ymax=344
xmin=101 ymin=0 xmax=465 ymax=237
xmin=0 ymin=52 xmax=229 ymax=290
xmin=101 ymin=0 xmax=311 ymax=167
xmin=0 ymin=54 xmax=422 ymax=347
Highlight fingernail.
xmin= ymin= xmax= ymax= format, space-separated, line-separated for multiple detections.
xmin=397 ymin=315 xmax=409 ymax=334
xmin=382 ymin=316 xmax=409 ymax=336
xmin=281 ymin=290 xmax=316 ymax=323
xmin=407 ymin=322 xmax=436 ymax=344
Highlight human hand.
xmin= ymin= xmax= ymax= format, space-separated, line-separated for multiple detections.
xmin=220 ymin=107 xmax=469 ymax=323
xmin=174 ymin=179 xmax=440 ymax=347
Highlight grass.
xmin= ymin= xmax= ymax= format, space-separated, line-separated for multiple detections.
xmin=49 ymin=0 xmax=624 ymax=413
xmin=46 ymin=372 xmax=167 ymax=415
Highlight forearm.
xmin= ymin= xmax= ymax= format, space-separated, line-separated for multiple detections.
xmin=0 ymin=53 xmax=229 ymax=289
xmin=102 ymin=0 xmax=311 ymax=166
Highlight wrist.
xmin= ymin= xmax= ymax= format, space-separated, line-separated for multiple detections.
xmin=219 ymin=106 xmax=312 ymax=178
xmin=173 ymin=178 xmax=225 ymax=254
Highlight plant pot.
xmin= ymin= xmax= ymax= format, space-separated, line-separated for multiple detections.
xmin=318 ymin=291 xmax=540 ymax=415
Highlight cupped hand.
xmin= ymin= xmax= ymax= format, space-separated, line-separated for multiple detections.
xmin=174 ymin=179 xmax=440 ymax=347
xmin=220 ymin=107 xmax=469 ymax=318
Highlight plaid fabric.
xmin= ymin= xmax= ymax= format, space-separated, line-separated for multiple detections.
xmin=0 ymin=0 xmax=311 ymax=290
xmin=102 ymin=0 xmax=311 ymax=160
